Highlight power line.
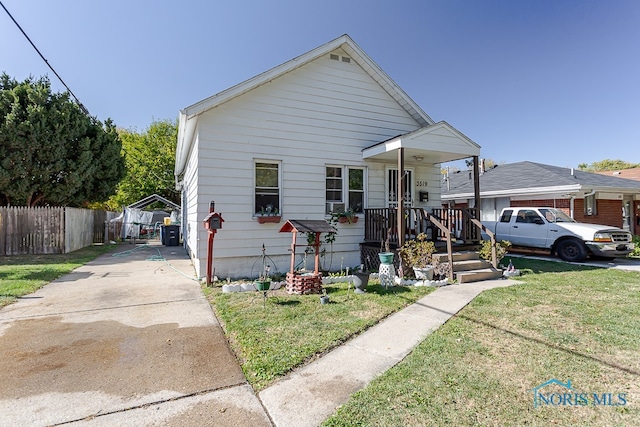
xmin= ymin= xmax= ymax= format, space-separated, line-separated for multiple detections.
xmin=0 ymin=1 xmax=90 ymax=115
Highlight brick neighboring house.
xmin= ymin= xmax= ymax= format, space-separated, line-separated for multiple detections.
xmin=442 ymin=161 xmax=640 ymax=235
xmin=595 ymin=168 xmax=640 ymax=182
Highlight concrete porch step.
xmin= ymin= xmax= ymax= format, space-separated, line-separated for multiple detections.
xmin=433 ymin=251 xmax=481 ymax=263
xmin=456 ymin=268 xmax=503 ymax=284
xmin=451 ymin=259 xmax=493 ymax=272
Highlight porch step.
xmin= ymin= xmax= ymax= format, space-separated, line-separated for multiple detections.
xmin=456 ymin=268 xmax=503 ymax=284
xmin=432 ymin=250 xmax=502 ymax=284
xmin=451 ymin=259 xmax=493 ymax=272
xmin=433 ymin=251 xmax=480 ymax=263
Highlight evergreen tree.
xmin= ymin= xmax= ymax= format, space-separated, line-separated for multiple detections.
xmin=0 ymin=73 xmax=125 ymax=207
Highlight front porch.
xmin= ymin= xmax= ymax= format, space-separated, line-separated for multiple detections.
xmin=359 ymin=207 xmax=500 ymax=283
xmin=362 ymin=207 xmax=481 ymax=247
xmin=355 ymin=121 xmax=499 ymax=281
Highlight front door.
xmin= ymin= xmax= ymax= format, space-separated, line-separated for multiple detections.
xmin=623 ymin=196 xmax=633 ymax=232
xmin=387 ymin=168 xmax=413 ymax=208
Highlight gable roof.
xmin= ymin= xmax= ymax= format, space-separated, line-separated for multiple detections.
xmin=442 ymin=161 xmax=640 ymax=199
xmin=127 ymin=194 xmax=180 ymax=210
xmin=175 ymin=34 xmax=435 ymax=177
xmin=362 ymin=120 xmax=480 ymax=163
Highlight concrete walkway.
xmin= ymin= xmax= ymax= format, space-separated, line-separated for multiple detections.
xmin=259 ymin=279 xmax=516 ymax=426
xmin=0 ymin=242 xmax=270 ymax=427
xmin=0 ymin=242 xmax=517 ymax=426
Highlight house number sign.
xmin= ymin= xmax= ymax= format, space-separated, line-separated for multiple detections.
xmin=416 ymin=180 xmax=428 ymax=187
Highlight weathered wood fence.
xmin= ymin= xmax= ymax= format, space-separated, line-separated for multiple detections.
xmin=0 ymin=207 xmax=118 ymax=255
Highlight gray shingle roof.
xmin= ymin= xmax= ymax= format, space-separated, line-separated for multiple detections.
xmin=442 ymin=161 xmax=640 ymax=197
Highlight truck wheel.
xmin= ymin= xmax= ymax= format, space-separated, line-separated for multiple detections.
xmin=556 ymin=239 xmax=587 ymax=262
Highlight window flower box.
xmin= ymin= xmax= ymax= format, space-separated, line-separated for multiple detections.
xmin=338 ymin=215 xmax=358 ymax=224
xmin=257 ymin=215 xmax=282 ymax=224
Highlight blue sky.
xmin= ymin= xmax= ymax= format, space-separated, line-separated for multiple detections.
xmin=1 ymin=0 xmax=638 ymax=168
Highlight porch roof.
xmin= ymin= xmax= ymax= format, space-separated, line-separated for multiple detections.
xmin=361 ymin=121 xmax=480 ymax=164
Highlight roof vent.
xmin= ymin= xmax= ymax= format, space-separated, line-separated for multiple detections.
xmin=330 ymin=54 xmax=339 ymax=61
xmin=341 ymin=56 xmax=351 ymax=63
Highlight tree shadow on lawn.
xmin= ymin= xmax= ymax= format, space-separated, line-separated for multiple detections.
xmin=457 ymin=311 xmax=640 ymax=377
xmin=507 ymin=257 xmax=603 ymax=274
xmin=323 ymin=283 xmax=413 ymax=296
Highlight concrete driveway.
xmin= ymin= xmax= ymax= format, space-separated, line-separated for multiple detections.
xmin=0 ymin=242 xmax=271 ymax=427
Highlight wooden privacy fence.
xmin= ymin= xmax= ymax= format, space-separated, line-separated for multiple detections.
xmin=0 ymin=207 xmax=118 ymax=255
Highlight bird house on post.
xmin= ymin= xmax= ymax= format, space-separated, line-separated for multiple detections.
xmin=203 ymin=212 xmax=224 ymax=230
xmin=203 ymin=202 xmax=224 ymax=286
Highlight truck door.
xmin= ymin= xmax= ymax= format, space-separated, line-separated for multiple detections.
xmin=507 ymin=209 xmax=549 ymax=248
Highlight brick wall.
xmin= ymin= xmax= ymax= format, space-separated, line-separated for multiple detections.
xmin=510 ymin=199 xmax=571 ymax=216
xmin=509 ymin=198 xmax=623 ymax=228
xmin=574 ymin=199 xmax=623 ymax=228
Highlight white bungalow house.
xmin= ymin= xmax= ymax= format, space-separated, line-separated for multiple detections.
xmin=175 ymin=34 xmax=482 ymax=280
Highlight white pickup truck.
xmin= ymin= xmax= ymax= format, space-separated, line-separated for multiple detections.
xmin=482 ymin=207 xmax=634 ymax=262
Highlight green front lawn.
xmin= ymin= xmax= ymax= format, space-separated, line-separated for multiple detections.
xmin=324 ymin=259 xmax=640 ymax=426
xmin=206 ymin=280 xmax=435 ymax=390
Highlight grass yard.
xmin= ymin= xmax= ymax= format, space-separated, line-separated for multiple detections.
xmin=205 ymin=280 xmax=435 ymax=390
xmin=323 ymin=258 xmax=640 ymax=426
xmin=0 ymin=245 xmax=115 ymax=308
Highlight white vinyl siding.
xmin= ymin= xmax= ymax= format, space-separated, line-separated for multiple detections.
xmin=185 ymin=53 xmax=423 ymax=278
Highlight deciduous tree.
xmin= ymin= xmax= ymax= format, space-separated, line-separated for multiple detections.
xmin=105 ymin=119 xmax=179 ymax=210
xmin=578 ymin=159 xmax=640 ymax=172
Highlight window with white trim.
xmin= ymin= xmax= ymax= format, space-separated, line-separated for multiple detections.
xmin=255 ymin=161 xmax=281 ymax=215
xmin=584 ymin=193 xmax=597 ymax=216
xmin=325 ymin=166 xmax=365 ymax=214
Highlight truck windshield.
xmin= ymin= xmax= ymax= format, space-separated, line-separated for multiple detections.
xmin=539 ymin=208 xmax=575 ymax=223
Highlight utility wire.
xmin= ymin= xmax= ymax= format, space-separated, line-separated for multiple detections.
xmin=0 ymin=1 xmax=90 ymax=115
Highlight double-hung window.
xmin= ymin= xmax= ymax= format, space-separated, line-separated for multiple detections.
xmin=325 ymin=166 xmax=365 ymax=214
xmin=255 ymin=161 xmax=281 ymax=215
xmin=584 ymin=194 xmax=598 ymax=215
xmin=584 ymin=193 xmax=597 ymax=216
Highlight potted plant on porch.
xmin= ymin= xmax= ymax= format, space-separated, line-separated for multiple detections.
xmin=398 ymin=233 xmax=436 ymax=280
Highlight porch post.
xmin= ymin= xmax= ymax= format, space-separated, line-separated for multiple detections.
xmin=473 ymin=155 xmax=480 ymax=218
xmin=398 ymin=147 xmax=405 ymax=247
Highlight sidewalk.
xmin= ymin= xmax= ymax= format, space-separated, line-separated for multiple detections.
xmin=0 ymin=242 xmax=517 ymax=426
xmin=259 ymin=279 xmax=517 ymax=426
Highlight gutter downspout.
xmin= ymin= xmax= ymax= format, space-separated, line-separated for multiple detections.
xmin=569 ymin=195 xmax=575 ymax=218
